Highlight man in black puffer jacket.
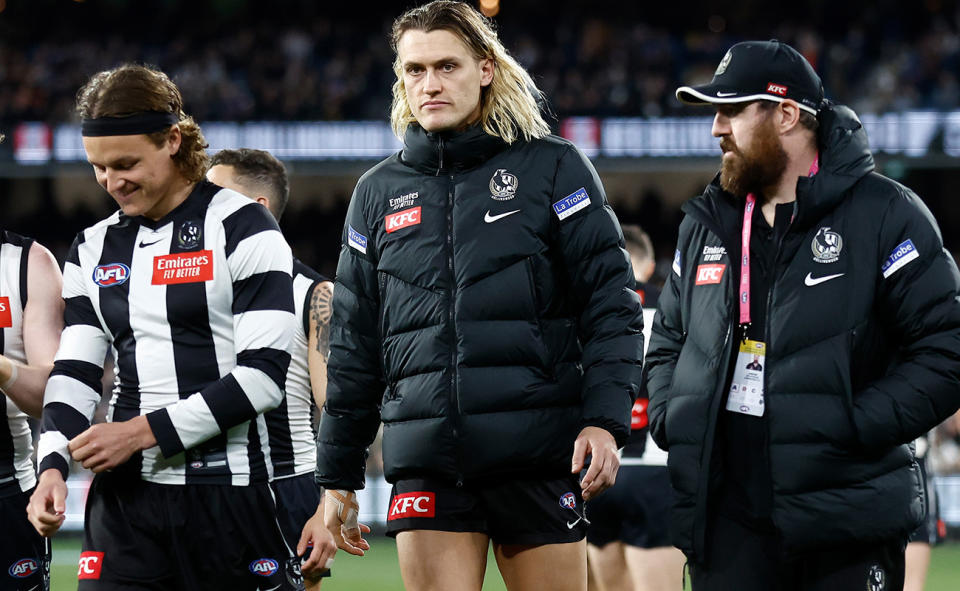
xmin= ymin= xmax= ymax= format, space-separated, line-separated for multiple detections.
xmin=646 ymin=40 xmax=960 ymax=591
xmin=299 ymin=2 xmax=643 ymax=589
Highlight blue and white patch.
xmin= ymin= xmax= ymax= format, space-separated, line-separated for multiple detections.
xmin=881 ymin=239 xmax=919 ymax=279
xmin=347 ymin=225 xmax=367 ymax=254
xmin=672 ymin=249 xmax=682 ymax=277
xmin=552 ymin=188 xmax=591 ymax=221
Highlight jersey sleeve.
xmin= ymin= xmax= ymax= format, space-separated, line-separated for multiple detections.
xmin=316 ymin=181 xmax=384 ymax=490
xmin=146 ymin=203 xmax=296 ymax=457
xmin=550 ymin=143 xmax=644 ymax=446
xmin=38 ymin=234 xmax=110 ymax=480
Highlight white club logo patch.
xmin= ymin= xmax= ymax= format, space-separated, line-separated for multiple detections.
xmin=715 ymin=50 xmax=733 ymax=76
xmin=867 ymin=564 xmax=886 ymax=591
xmin=811 ymin=227 xmax=843 ymax=264
xmin=489 ymin=169 xmax=519 ymax=201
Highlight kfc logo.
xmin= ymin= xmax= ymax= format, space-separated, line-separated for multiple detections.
xmin=631 ymin=398 xmax=648 ymax=430
xmin=766 ymin=83 xmax=788 ymax=96
xmin=388 ymin=491 xmax=435 ymax=520
xmin=385 ymin=207 xmax=421 ymax=233
xmin=695 ymin=264 xmax=726 ymax=285
xmin=78 ymin=552 xmax=104 ymax=580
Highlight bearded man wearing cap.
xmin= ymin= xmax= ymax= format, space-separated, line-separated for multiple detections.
xmin=644 ymin=40 xmax=960 ymax=590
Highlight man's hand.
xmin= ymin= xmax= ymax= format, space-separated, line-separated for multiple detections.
xmin=571 ymin=426 xmax=619 ymax=501
xmin=26 ymin=469 xmax=68 ymax=537
xmin=68 ymin=416 xmax=157 ymax=473
xmin=298 ymin=501 xmax=338 ymax=582
xmin=323 ymin=489 xmax=370 ymax=556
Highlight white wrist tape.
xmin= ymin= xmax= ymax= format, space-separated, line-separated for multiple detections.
xmin=328 ymin=489 xmax=359 ymax=531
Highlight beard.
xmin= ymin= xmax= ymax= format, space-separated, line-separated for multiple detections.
xmin=719 ymin=115 xmax=788 ymax=198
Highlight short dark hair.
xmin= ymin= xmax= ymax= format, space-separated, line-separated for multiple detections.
xmin=621 ymin=224 xmax=654 ymax=263
xmin=209 ymin=148 xmax=290 ymax=220
xmin=76 ymin=64 xmax=209 ymax=183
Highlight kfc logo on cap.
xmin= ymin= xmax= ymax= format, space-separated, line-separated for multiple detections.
xmin=766 ymin=82 xmax=788 ymax=96
xmin=385 ymin=207 xmax=421 ymax=233
xmin=78 ymin=552 xmax=104 ymax=580
xmin=695 ymin=264 xmax=726 ymax=285
xmin=388 ymin=491 xmax=436 ymax=520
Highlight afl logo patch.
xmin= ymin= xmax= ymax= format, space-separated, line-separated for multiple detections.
xmin=177 ymin=220 xmax=202 ymax=249
xmin=811 ymin=227 xmax=843 ymax=263
xmin=559 ymin=492 xmax=577 ymax=510
xmin=867 ymin=564 xmax=886 ymax=591
xmin=8 ymin=558 xmax=38 ymax=578
xmin=249 ymin=558 xmax=279 ymax=577
xmin=93 ymin=263 xmax=130 ymax=287
xmin=489 ymin=168 xmax=518 ymax=200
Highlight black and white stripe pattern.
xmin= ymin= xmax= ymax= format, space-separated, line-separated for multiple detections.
xmin=265 ymin=259 xmax=327 ymax=479
xmin=0 ymin=231 xmax=35 ymax=495
xmin=38 ymin=182 xmax=295 ymax=486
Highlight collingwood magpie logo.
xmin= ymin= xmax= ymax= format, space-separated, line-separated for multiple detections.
xmin=715 ymin=50 xmax=732 ymax=76
xmin=811 ymin=227 xmax=842 ymax=263
xmin=489 ymin=169 xmax=518 ymax=201
xmin=178 ymin=220 xmax=202 ymax=249
xmin=866 ymin=564 xmax=886 ymax=591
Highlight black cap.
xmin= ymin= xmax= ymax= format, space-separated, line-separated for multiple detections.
xmin=676 ymin=40 xmax=824 ymax=115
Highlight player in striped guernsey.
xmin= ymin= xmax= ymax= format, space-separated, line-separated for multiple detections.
xmin=0 ymin=219 xmax=64 ymax=591
xmin=25 ymin=65 xmax=302 ymax=591
xmin=207 ymin=148 xmax=337 ymax=587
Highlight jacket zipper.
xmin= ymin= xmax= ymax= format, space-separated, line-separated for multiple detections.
xmin=439 ymin=138 xmax=464 ymax=487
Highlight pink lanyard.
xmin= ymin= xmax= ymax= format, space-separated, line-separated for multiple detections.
xmin=738 ymin=154 xmax=820 ymax=328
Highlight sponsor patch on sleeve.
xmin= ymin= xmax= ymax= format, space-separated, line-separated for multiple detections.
xmin=695 ymin=264 xmax=726 ymax=285
xmin=881 ymin=239 xmax=919 ymax=279
xmin=672 ymin=249 xmax=682 ymax=277
xmin=348 ymin=225 xmax=368 ymax=254
xmin=552 ymin=188 xmax=591 ymax=221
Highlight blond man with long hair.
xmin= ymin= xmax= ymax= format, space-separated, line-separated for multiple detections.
xmin=300 ymin=2 xmax=643 ymax=590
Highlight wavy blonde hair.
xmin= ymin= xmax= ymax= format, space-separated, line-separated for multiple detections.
xmin=77 ymin=64 xmax=210 ymax=183
xmin=389 ymin=0 xmax=551 ymax=144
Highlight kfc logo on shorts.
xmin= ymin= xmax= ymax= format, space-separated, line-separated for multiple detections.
xmin=8 ymin=558 xmax=38 ymax=578
xmin=78 ymin=551 xmax=104 ymax=580
xmin=631 ymin=398 xmax=649 ymax=430
xmin=559 ymin=492 xmax=577 ymax=510
xmin=388 ymin=491 xmax=436 ymax=520
xmin=385 ymin=207 xmax=421 ymax=233
xmin=0 ymin=296 xmax=10 ymax=328
xmin=249 ymin=558 xmax=280 ymax=577
xmin=766 ymin=82 xmax=788 ymax=96
xmin=695 ymin=264 xmax=726 ymax=285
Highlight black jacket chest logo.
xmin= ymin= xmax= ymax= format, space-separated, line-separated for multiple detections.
xmin=811 ymin=227 xmax=843 ymax=263
xmin=489 ymin=169 xmax=519 ymax=201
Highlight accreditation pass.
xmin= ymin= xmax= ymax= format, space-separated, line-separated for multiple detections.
xmin=726 ymin=339 xmax=766 ymax=417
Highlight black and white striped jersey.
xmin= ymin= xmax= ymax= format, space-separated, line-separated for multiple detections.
xmin=265 ymin=259 xmax=328 ymax=480
xmin=0 ymin=231 xmax=35 ymax=496
xmin=38 ymin=182 xmax=296 ymax=487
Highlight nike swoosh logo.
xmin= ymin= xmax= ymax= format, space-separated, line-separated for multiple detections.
xmin=139 ymin=238 xmax=164 ymax=248
xmin=566 ymin=517 xmax=582 ymax=529
xmin=260 ymin=585 xmax=281 ymax=591
xmin=716 ymin=91 xmax=738 ymax=97
xmin=804 ymin=272 xmax=844 ymax=286
xmin=484 ymin=209 xmax=521 ymax=223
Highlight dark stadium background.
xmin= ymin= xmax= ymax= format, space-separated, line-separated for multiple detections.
xmin=2 ymin=1 xmax=960 ymax=589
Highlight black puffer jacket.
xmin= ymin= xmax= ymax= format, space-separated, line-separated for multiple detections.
xmin=645 ymin=104 xmax=960 ymax=558
xmin=317 ymin=124 xmax=643 ymax=489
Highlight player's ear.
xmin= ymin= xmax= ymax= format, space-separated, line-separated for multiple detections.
xmin=166 ymin=125 xmax=182 ymax=156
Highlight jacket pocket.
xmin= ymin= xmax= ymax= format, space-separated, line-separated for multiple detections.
xmin=525 ymin=257 xmax=555 ymax=378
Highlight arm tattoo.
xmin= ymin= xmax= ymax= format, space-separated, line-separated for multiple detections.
xmin=311 ymin=282 xmax=333 ymax=362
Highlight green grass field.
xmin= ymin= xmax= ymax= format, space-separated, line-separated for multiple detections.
xmin=50 ymin=535 xmax=960 ymax=590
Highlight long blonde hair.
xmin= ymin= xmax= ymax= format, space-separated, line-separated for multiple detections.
xmin=389 ymin=0 xmax=551 ymax=144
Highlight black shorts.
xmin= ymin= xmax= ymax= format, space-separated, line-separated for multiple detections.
xmin=0 ymin=489 xmax=50 ymax=591
xmin=271 ymin=474 xmax=330 ymax=579
xmin=908 ymin=456 xmax=945 ymax=545
xmin=690 ymin=512 xmax=906 ymax=591
xmin=385 ymin=475 xmax=588 ymax=545
xmin=78 ymin=472 xmax=301 ymax=591
xmin=586 ymin=464 xmax=674 ymax=549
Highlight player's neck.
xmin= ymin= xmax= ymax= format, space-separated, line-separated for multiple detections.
xmin=144 ymin=178 xmax=195 ymax=221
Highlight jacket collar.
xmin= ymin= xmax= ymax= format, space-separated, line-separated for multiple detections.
xmin=684 ymin=102 xmax=875 ymax=234
xmin=400 ymin=123 xmax=508 ymax=175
